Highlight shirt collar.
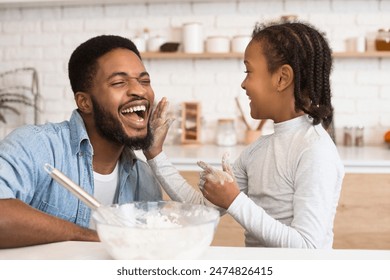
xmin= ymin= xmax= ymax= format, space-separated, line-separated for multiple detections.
xmin=69 ymin=109 xmax=92 ymax=156
xmin=121 ymin=147 xmax=138 ymax=170
xmin=273 ymin=114 xmax=311 ymax=136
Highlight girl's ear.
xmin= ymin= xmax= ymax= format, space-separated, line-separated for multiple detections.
xmin=75 ymin=92 xmax=93 ymax=114
xmin=275 ymin=64 xmax=294 ymax=92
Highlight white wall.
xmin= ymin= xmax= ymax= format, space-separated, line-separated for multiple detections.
xmin=1 ymin=0 xmax=390 ymax=145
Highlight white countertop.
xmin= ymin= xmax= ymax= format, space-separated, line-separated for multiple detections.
xmin=1 ymin=241 xmax=389 ymax=260
xmin=1 ymin=242 xmax=388 ymax=280
xmin=138 ymin=145 xmax=390 ymax=173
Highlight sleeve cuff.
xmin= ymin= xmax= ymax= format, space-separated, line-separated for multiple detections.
xmin=147 ymin=151 xmax=168 ymax=169
xmin=227 ymin=191 xmax=248 ymax=215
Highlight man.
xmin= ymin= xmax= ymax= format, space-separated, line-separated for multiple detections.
xmin=0 ymin=35 xmax=169 ymax=248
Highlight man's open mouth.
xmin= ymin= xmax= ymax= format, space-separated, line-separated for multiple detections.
xmin=120 ymin=103 xmax=148 ymax=121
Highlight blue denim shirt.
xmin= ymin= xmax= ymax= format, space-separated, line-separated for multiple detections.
xmin=0 ymin=110 xmax=162 ymax=227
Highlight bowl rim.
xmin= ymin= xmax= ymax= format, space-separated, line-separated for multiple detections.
xmin=94 ymin=200 xmax=220 ymax=229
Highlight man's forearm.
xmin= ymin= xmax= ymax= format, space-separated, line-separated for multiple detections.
xmin=0 ymin=199 xmax=99 ymax=249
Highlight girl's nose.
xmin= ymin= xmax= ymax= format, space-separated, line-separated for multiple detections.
xmin=241 ymin=79 xmax=246 ymax=90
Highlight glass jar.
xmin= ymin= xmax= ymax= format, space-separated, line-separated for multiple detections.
xmin=355 ymin=126 xmax=364 ymax=147
xmin=343 ymin=126 xmax=353 ymax=147
xmin=216 ymin=119 xmax=237 ymax=146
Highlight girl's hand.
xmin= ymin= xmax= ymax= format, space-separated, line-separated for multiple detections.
xmin=197 ymin=153 xmax=240 ymax=209
xmin=143 ymin=97 xmax=175 ymax=160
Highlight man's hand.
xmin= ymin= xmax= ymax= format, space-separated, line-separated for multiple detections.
xmin=143 ymin=97 xmax=175 ymax=160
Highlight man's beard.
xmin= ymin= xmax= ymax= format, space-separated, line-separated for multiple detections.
xmin=91 ymin=97 xmax=153 ymax=151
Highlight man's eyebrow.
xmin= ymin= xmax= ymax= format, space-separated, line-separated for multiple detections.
xmin=138 ymin=71 xmax=150 ymax=78
xmin=107 ymin=71 xmax=150 ymax=80
xmin=107 ymin=72 xmax=127 ymax=80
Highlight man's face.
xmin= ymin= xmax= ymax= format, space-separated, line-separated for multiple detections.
xmin=89 ymin=48 xmax=155 ymax=150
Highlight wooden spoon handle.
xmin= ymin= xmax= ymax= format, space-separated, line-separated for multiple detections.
xmin=235 ymin=97 xmax=251 ymax=130
xmin=257 ymin=119 xmax=267 ymax=131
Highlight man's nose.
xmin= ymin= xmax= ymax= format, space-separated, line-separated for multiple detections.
xmin=127 ymin=78 xmax=147 ymax=96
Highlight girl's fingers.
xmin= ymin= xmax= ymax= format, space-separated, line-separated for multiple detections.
xmin=197 ymin=161 xmax=214 ymax=174
xmin=160 ymin=98 xmax=169 ymax=119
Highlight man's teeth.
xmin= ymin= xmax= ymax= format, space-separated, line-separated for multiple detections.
xmin=121 ymin=105 xmax=146 ymax=114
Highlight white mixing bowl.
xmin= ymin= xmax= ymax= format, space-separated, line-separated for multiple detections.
xmin=93 ymin=201 xmax=220 ymax=260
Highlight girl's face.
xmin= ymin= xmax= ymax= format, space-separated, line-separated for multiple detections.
xmin=241 ymin=40 xmax=280 ymax=121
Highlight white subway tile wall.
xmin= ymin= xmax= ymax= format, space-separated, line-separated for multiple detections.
xmin=0 ymin=0 xmax=390 ymax=145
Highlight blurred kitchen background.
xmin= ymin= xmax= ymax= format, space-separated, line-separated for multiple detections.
xmin=0 ymin=0 xmax=390 ymax=146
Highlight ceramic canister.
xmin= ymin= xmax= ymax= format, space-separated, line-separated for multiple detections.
xmin=182 ymin=22 xmax=204 ymax=53
xmin=147 ymin=36 xmax=166 ymax=52
xmin=206 ymin=36 xmax=230 ymax=53
xmin=231 ymin=35 xmax=251 ymax=53
xmin=132 ymin=36 xmax=146 ymax=52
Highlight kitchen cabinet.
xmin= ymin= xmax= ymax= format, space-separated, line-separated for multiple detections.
xmin=333 ymin=173 xmax=390 ymax=250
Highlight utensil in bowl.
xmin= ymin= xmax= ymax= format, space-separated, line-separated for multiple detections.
xmin=43 ymin=163 xmax=134 ymax=227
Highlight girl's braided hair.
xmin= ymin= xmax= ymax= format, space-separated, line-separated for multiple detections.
xmin=252 ymin=20 xmax=333 ymax=129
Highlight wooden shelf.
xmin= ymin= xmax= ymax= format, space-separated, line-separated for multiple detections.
xmin=141 ymin=51 xmax=244 ymax=59
xmin=141 ymin=51 xmax=390 ymax=59
xmin=333 ymin=51 xmax=390 ymax=58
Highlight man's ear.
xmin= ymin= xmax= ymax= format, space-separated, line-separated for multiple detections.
xmin=75 ymin=92 xmax=92 ymax=114
xmin=275 ymin=64 xmax=294 ymax=92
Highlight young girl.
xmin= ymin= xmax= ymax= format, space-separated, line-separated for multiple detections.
xmin=145 ymin=20 xmax=344 ymax=249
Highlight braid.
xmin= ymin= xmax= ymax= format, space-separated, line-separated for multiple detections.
xmin=306 ymin=26 xmax=322 ymax=106
xmin=251 ymin=20 xmax=334 ymax=129
xmin=289 ymin=25 xmax=316 ymax=118
xmin=304 ymin=25 xmax=326 ymax=125
xmin=318 ymin=32 xmax=334 ymax=128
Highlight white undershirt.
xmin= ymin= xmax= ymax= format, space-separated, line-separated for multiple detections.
xmin=89 ymin=162 xmax=119 ymax=229
xmin=93 ymin=162 xmax=119 ymax=206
